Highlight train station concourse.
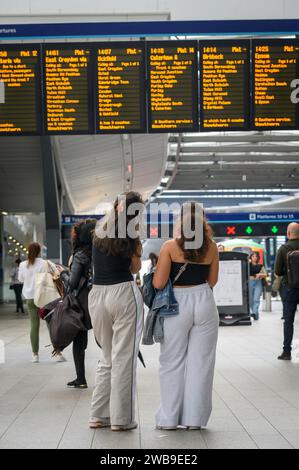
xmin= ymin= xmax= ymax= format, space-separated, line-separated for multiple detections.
xmin=1 ymin=0 xmax=299 ymax=454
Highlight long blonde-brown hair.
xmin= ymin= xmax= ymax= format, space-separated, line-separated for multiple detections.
xmin=27 ymin=243 xmax=41 ymax=266
xmin=175 ymin=202 xmax=213 ymax=262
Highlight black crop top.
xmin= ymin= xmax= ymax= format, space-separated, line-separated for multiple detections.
xmin=92 ymin=244 xmax=133 ymax=285
xmin=170 ymin=262 xmax=210 ymax=286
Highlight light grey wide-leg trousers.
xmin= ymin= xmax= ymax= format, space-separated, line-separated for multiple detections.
xmin=89 ymin=281 xmax=144 ymax=426
xmin=156 ymin=283 xmax=219 ymax=428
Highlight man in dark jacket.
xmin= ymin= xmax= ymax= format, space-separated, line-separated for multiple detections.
xmin=275 ymin=222 xmax=299 ymax=360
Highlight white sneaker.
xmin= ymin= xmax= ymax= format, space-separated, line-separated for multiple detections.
xmin=32 ymin=354 xmax=39 ymax=363
xmin=156 ymin=425 xmax=177 ymax=430
xmin=111 ymin=422 xmax=138 ymax=432
xmin=54 ymin=354 xmax=66 ymax=362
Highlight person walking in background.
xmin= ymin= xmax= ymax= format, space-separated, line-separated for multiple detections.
xmin=60 ymin=220 xmax=96 ymax=388
xmin=152 ymin=202 xmax=219 ymax=430
xmin=88 ymin=192 xmax=144 ymax=432
xmin=248 ymin=252 xmax=267 ymax=321
xmin=11 ymin=258 xmax=25 ymax=315
xmin=275 ymin=222 xmax=299 ymax=360
xmin=18 ymin=243 xmax=46 ymax=362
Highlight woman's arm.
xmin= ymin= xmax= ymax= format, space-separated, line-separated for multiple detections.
xmin=60 ymin=254 xmax=84 ymax=291
xmin=152 ymin=242 xmax=172 ymax=290
xmin=207 ymin=243 xmax=219 ymax=288
xmin=130 ymin=242 xmax=142 ymax=274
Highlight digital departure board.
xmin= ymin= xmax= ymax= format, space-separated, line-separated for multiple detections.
xmin=252 ymin=39 xmax=299 ymax=130
xmin=147 ymin=41 xmax=199 ymax=132
xmin=200 ymin=40 xmax=250 ymax=131
xmin=96 ymin=42 xmax=146 ymax=133
xmin=0 ymin=45 xmax=41 ymax=135
xmin=43 ymin=44 xmax=93 ymax=134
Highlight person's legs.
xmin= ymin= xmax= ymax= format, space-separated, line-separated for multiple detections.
xmin=72 ymin=330 xmax=88 ymax=384
xmin=27 ymin=299 xmax=40 ymax=354
xmin=248 ymin=280 xmax=254 ymax=315
xmin=109 ymin=282 xmax=143 ymax=427
xmin=89 ymin=286 xmax=113 ymax=422
xmin=181 ymin=284 xmax=219 ymax=428
xmin=156 ymin=289 xmax=193 ymax=428
xmin=15 ymin=285 xmax=24 ymax=313
xmin=252 ymin=280 xmax=263 ymax=319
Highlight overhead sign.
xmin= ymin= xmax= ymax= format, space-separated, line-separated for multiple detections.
xmin=252 ymin=39 xmax=299 ymax=130
xmin=96 ymin=42 xmax=146 ymax=133
xmin=43 ymin=44 xmax=93 ymax=134
xmin=0 ymin=45 xmax=41 ymax=135
xmin=147 ymin=41 xmax=199 ymax=132
xmin=200 ymin=40 xmax=250 ymax=131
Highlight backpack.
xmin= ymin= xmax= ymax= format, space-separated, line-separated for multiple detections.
xmin=286 ymin=247 xmax=299 ymax=289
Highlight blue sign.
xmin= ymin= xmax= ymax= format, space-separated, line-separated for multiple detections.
xmin=206 ymin=212 xmax=299 ymax=223
xmin=1 ymin=19 xmax=299 ymax=40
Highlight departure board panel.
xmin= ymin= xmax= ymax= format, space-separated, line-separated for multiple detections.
xmin=96 ymin=42 xmax=146 ymax=133
xmin=252 ymin=39 xmax=299 ymax=130
xmin=200 ymin=40 xmax=250 ymax=131
xmin=147 ymin=41 xmax=199 ymax=133
xmin=0 ymin=45 xmax=41 ymax=135
xmin=43 ymin=44 xmax=93 ymax=134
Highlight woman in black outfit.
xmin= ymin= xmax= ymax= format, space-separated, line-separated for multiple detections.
xmin=60 ymin=220 xmax=96 ymax=388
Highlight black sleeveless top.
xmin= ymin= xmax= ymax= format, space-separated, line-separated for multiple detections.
xmin=170 ymin=262 xmax=210 ymax=286
xmin=249 ymin=263 xmax=262 ymax=277
xmin=92 ymin=244 xmax=133 ymax=285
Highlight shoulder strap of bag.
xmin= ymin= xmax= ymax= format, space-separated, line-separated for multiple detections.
xmin=172 ymin=262 xmax=188 ymax=285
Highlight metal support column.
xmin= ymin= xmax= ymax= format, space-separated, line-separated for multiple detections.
xmin=40 ymin=136 xmax=61 ymax=263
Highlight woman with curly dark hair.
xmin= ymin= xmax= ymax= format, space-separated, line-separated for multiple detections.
xmin=88 ymin=191 xmax=144 ymax=432
xmin=152 ymin=202 xmax=219 ymax=431
xmin=60 ymin=219 xmax=96 ymax=388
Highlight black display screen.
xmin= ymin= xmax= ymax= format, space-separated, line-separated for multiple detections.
xmin=96 ymin=42 xmax=146 ymax=133
xmin=43 ymin=44 xmax=93 ymax=134
xmin=252 ymin=39 xmax=299 ymax=130
xmin=147 ymin=41 xmax=199 ymax=132
xmin=0 ymin=45 xmax=41 ymax=135
xmin=199 ymin=40 xmax=250 ymax=131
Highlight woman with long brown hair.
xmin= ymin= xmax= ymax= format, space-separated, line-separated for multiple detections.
xmin=153 ymin=202 xmax=219 ymax=430
xmin=18 ymin=243 xmax=46 ymax=362
xmin=88 ymin=191 xmax=144 ymax=432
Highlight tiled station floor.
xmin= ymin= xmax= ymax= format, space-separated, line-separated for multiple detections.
xmin=0 ymin=299 xmax=299 ymax=449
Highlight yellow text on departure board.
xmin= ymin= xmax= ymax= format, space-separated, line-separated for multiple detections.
xmin=254 ymin=44 xmax=299 ymax=128
xmin=0 ymin=49 xmax=38 ymax=133
xmin=97 ymin=47 xmax=144 ymax=131
xmin=149 ymin=46 xmax=195 ymax=130
xmin=201 ymin=45 xmax=247 ymax=129
xmin=45 ymin=48 xmax=89 ymax=132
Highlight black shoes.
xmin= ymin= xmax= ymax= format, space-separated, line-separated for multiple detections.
xmin=67 ymin=379 xmax=88 ymax=389
xmin=277 ymin=352 xmax=291 ymax=360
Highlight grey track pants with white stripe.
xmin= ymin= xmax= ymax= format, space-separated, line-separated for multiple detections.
xmin=88 ymin=282 xmax=144 ymax=426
